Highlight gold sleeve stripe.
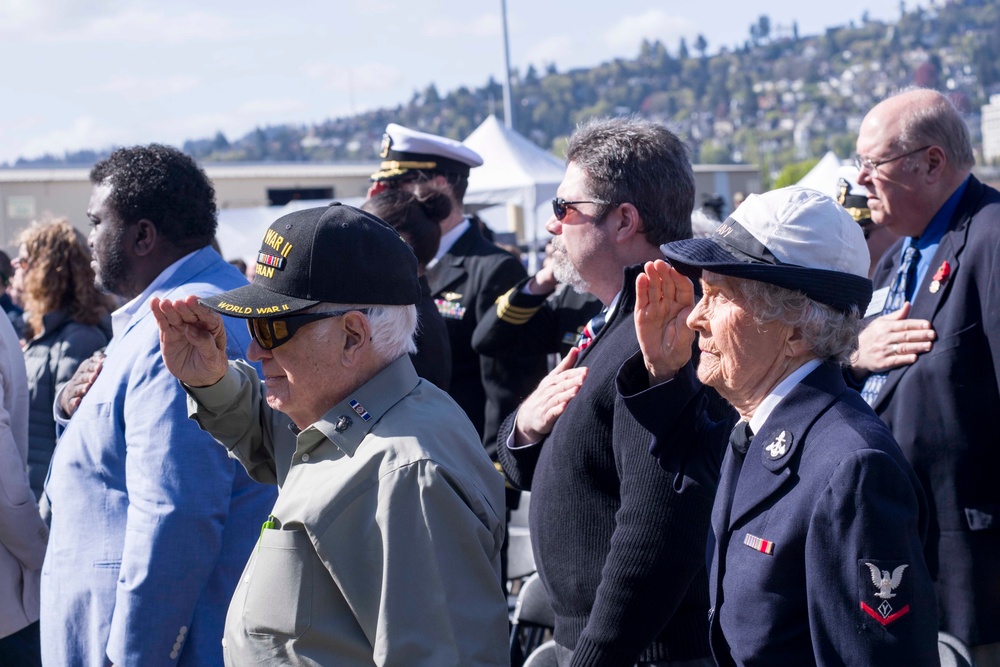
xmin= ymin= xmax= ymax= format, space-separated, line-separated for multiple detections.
xmin=495 ymin=288 xmax=542 ymax=324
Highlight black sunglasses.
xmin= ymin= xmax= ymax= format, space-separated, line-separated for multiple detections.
xmin=551 ymin=197 xmax=613 ymax=221
xmin=247 ymin=309 xmax=369 ymax=350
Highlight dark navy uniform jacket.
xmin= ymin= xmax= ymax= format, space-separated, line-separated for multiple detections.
xmin=427 ymin=222 xmax=547 ymax=455
xmin=472 ymin=276 xmax=603 ymax=360
xmin=619 ymin=356 xmax=939 ymax=666
xmin=865 ymin=175 xmax=1000 ymax=646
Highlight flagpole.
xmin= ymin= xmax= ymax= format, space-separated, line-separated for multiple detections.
xmin=500 ymin=0 xmax=515 ymax=129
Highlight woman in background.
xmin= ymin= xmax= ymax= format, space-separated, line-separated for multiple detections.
xmin=15 ymin=219 xmax=112 ymax=500
xmin=363 ymin=189 xmax=452 ymax=390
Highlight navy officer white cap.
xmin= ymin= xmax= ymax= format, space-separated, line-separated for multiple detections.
xmin=371 ymin=123 xmax=483 ymax=182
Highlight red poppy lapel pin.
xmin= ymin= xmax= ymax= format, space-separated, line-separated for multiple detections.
xmin=929 ymin=261 xmax=951 ymax=294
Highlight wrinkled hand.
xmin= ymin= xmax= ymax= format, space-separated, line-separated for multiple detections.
xmin=513 ymin=347 xmax=588 ymax=445
xmin=851 ymin=302 xmax=935 ymax=378
xmin=58 ymin=350 xmax=106 ymax=417
xmin=151 ymin=295 xmax=230 ymax=388
xmin=634 ymin=260 xmax=696 ymax=386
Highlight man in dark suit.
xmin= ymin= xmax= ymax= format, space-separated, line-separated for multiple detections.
xmin=850 ymin=87 xmax=1000 ymax=662
xmin=369 ymin=124 xmax=547 ymax=454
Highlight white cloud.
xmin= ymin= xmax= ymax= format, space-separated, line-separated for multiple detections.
xmin=523 ymin=36 xmax=573 ymax=69
xmin=604 ymin=10 xmax=694 ymax=53
xmin=14 ymin=116 xmax=138 ymax=160
xmin=423 ymin=14 xmax=500 ymax=39
xmin=86 ymin=75 xmax=201 ymax=101
xmin=303 ymin=62 xmax=403 ymax=93
xmin=236 ymin=99 xmax=310 ymax=116
xmin=3 ymin=7 xmax=245 ymax=43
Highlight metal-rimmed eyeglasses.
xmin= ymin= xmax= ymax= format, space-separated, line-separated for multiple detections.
xmin=248 ymin=309 xmax=369 ymax=350
xmin=551 ymin=197 xmax=613 ymax=221
xmin=853 ymin=145 xmax=931 ymax=178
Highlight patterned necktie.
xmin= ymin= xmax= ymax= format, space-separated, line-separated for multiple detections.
xmin=576 ymin=309 xmax=607 ymax=352
xmin=861 ymin=245 xmax=921 ymax=405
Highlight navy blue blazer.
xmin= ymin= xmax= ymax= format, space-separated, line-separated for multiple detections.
xmin=620 ymin=358 xmax=938 ymax=666
xmin=867 ymin=175 xmax=1000 ymax=646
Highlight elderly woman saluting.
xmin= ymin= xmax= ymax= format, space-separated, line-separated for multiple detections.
xmin=617 ymin=186 xmax=938 ymax=666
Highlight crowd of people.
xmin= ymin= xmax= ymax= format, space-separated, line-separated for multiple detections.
xmin=0 ymin=85 xmax=996 ymax=667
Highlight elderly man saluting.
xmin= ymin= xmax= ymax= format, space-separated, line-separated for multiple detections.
xmin=618 ymin=187 xmax=938 ymax=665
xmin=151 ymin=203 xmax=508 ymax=666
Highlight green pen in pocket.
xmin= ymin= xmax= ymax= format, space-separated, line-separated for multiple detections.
xmin=258 ymin=515 xmax=276 ymax=550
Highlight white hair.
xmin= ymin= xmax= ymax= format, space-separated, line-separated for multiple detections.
xmin=311 ymin=302 xmax=418 ymax=361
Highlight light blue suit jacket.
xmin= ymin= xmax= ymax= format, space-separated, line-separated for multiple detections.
xmin=41 ymin=248 xmax=277 ymax=666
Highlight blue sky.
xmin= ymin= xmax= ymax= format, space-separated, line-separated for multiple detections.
xmin=0 ymin=0 xmax=911 ymax=164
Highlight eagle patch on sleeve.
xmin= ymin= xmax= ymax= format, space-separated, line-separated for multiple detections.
xmin=858 ymin=559 xmax=912 ymax=626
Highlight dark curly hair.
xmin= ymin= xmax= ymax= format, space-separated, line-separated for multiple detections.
xmin=18 ymin=218 xmax=113 ymax=340
xmin=362 ymin=189 xmax=449 ymax=268
xmin=89 ymin=143 xmax=217 ymax=248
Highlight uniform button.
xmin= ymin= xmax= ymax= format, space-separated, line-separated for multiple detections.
xmin=170 ymin=650 xmax=179 ymax=659
xmin=179 ymin=626 xmax=188 ymax=635
xmin=173 ymin=641 xmax=182 ymax=651
xmin=301 ymin=453 xmax=310 ymax=462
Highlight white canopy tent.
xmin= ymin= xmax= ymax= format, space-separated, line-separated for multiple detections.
xmin=795 ymin=151 xmax=845 ymax=197
xmin=464 ymin=115 xmax=565 ymax=266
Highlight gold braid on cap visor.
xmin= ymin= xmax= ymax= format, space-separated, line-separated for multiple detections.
xmin=370 ymin=160 xmax=438 ymax=181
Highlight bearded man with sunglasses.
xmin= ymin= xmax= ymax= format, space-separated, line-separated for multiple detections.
xmin=849 ymin=88 xmax=1000 ymax=663
xmin=40 ymin=144 xmax=277 ymax=667
xmin=496 ymin=117 xmax=715 ymax=667
xmin=153 ymin=203 xmax=508 ymax=666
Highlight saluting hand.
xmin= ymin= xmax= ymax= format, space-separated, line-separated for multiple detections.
xmin=634 ymin=260 xmax=696 ymax=386
xmin=513 ymin=347 xmax=588 ymax=446
xmin=151 ymin=295 xmax=230 ymax=388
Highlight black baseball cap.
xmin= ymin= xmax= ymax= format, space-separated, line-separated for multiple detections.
xmin=200 ymin=203 xmax=420 ymax=317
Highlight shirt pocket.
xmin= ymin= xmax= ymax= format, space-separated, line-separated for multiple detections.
xmin=243 ymin=528 xmax=313 ymax=638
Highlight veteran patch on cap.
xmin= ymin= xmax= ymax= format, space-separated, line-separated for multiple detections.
xmin=371 ymin=123 xmax=483 ymax=182
xmin=200 ymin=203 xmax=421 ymax=318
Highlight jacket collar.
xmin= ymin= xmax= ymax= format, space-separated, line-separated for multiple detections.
xmin=300 ymin=354 xmax=420 ymax=457
xmin=725 ymin=361 xmax=845 ymax=530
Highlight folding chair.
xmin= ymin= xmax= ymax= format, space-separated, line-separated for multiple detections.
xmin=509 ymin=572 xmax=555 ymax=667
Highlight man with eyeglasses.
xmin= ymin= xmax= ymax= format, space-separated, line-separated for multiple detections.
xmin=40 ymin=144 xmax=277 ymax=667
xmin=849 ymin=88 xmax=1000 ymax=663
xmin=496 ymin=117 xmax=715 ymax=667
xmin=152 ymin=203 xmax=508 ymax=665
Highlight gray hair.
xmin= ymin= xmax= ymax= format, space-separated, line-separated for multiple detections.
xmin=891 ymin=87 xmax=975 ymax=172
xmin=566 ymin=116 xmax=694 ymax=246
xmin=732 ymin=278 xmax=862 ymax=365
xmin=312 ymin=303 xmax=417 ymax=360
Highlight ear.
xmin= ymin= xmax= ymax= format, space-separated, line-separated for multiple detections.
xmin=132 ymin=219 xmax=159 ymax=257
xmin=784 ymin=325 xmax=811 ymax=361
xmin=340 ymin=311 xmax=372 ymax=366
xmin=613 ymin=203 xmax=643 ymax=243
xmin=924 ymin=146 xmax=946 ymax=184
